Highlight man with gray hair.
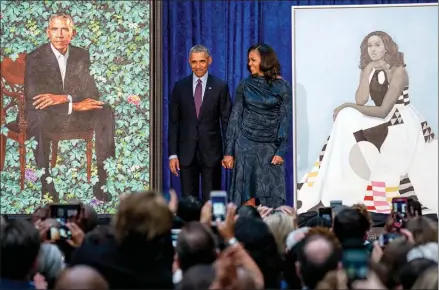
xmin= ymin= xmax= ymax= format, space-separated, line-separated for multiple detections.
xmin=24 ymin=12 xmax=115 ymax=201
xmin=168 ymin=45 xmax=231 ymax=202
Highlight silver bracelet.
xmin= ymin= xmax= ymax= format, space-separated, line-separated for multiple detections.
xmin=227 ymin=237 xmax=238 ymax=246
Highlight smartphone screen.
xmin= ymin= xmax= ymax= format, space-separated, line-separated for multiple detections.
xmin=318 ymin=207 xmax=333 ymax=223
xmin=171 ymin=229 xmax=181 ymax=248
xmin=211 ymin=191 xmax=227 ymax=222
xmin=392 ymin=197 xmax=408 ymax=229
xmin=330 ymin=200 xmax=343 ymax=208
xmin=49 ymin=204 xmax=81 ymax=222
xmin=343 ymin=248 xmax=369 ymax=282
xmin=47 ymin=221 xmax=72 ymax=241
xmin=378 ymin=233 xmax=400 ymax=248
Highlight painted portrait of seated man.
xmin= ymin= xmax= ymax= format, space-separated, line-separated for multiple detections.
xmin=24 ymin=12 xmax=115 ymax=202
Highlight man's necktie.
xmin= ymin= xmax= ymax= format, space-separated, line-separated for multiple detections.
xmin=194 ymin=79 xmax=202 ymax=117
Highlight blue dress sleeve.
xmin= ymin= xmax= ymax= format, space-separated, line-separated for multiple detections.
xmin=275 ymin=81 xmax=292 ymax=158
xmin=225 ymin=81 xmax=245 ymax=156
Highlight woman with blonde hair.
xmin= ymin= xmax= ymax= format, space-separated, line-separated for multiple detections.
xmin=264 ymin=212 xmax=295 ymax=255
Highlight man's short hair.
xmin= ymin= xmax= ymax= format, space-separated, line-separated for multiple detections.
xmin=48 ymin=12 xmax=75 ymax=30
xmin=333 ymin=208 xmax=370 ymax=244
xmin=177 ymin=196 xmax=203 ymax=223
xmin=112 ymin=191 xmax=173 ymax=243
xmin=176 ymin=222 xmax=217 ymax=272
xmin=0 ymin=220 xmax=41 ymax=280
xmin=189 ymin=45 xmax=211 ymax=57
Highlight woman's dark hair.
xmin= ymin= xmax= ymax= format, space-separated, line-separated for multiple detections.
xmin=407 ymin=196 xmax=423 ymax=217
xmin=380 ymin=237 xmax=415 ymax=289
xmin=237 ymin=205 xmax=261 ymax=219
xmin=304 ymin=215 xmax=331 ymax=228
xmin=235 ymin=216 xmax=283 ymax=288
xmin=247 ymin=44 xmax=281 ymax=84
xmin=1 ymin=220 xmax=41 ymax=280
xmin=359 ymin=31 xmax=405 ymax=69
xmin=177 ymin=196 xmax=203 ymax=223
xmin=283 ymin=239 xmax=305 ymax=289
xmin=333 ymin=208 xmax=370 ymax=245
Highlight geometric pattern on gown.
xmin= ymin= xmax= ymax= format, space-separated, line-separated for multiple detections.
xmin=398 ymin=174 xmax=415 ymax=196
xmin=319 ymin=135 xmax=331 ymax=164
xmin=421 ymin=121 xmax=435 ymax=143
xmin=297 ymin=135 xmax=330 ymax=190
xmin=395 ymin=87 xmax=410 ymax=106
xmin=363 ymin=173 xmax=427 ymax=213
xmin=353 ymin=122 xmax=388 ymax=153
xmin=363 ymin=181 xmax=400 ymax=213
xmin=298 ymin=81 xmax=434 ymax=213
xmin=388 ymin=108 xmax=404 ymax=126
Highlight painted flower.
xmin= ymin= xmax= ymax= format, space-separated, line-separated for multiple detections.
xmin=127 ymin=94 xmax=141 ymax=107
xmin=91 ymin=198 xmax=105 ymax=206
xmin=130 ymin=165 xmax=140 ymax=172
xmin=96 ymin=76 xmax=107 ymax=84
xmin=128 ymin=23 xmax=138 ymax=30
xmin=25 ymin=168 xmax=38 ymax=183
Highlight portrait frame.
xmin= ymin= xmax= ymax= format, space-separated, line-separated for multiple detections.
xmin=291 ymin=3 xmax=438 ymax=210
xmin=0 ymin=0 xmax=163 ymax=216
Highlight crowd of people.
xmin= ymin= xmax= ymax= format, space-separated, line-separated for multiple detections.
xmin=1 ymin=191 xmax=437 ymax=289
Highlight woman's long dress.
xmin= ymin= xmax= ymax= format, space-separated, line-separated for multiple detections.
xmin=297 ymin=68 xmax=438 ymax=214
xmin=225 ymin=76 xmax=292 ymax=208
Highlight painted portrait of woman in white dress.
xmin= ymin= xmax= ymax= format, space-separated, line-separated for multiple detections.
xmin=297 ymin=31 xmax=438 ymax=214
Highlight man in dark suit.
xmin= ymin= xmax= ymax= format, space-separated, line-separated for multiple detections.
xmin=168 ymin=45 xmax=232 ymax=202
xmin=24 ymin=13 xmax=115 ymax=201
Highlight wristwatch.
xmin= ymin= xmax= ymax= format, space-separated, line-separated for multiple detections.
xmin=227 ymin=237 xmax=238 ymax=247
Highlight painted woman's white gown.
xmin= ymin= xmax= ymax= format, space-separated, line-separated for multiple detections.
xmin=297 ymin=68 xmax=438 ymax=215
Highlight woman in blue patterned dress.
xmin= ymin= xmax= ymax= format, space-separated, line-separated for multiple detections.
xmin=223 ymin=44 xmax=292 ymax=208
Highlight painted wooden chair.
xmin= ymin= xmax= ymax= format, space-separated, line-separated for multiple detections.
xmin=0 ymin=53 xmax=93 ymax=190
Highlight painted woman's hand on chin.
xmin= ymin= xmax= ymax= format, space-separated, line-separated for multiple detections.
xmin=367 ymin=59 xmax=390 ymax=74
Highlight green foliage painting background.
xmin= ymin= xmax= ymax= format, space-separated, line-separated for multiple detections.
xmin=0 ymin=1 xmax=150 ymax=214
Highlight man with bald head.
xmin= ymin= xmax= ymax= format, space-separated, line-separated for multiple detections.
xmin=54 ymin=265 xmax=108 ymax=290
xmin=296 ymin=234 xmax=342 ymax=289
xmin=25 ymin=12 xmax=115 ymax=202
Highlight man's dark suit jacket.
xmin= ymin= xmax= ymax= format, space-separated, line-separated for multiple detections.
xmin=24 ymin=43 xmax=99 ymax=114
xmin=168 ymin=74 xmax=231 ymax=167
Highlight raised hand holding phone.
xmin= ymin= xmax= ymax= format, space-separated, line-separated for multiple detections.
xmin=216 ymin=203 xmax=237 ymax=242
xmin=211 ymin=191 xmax=228 ymax=224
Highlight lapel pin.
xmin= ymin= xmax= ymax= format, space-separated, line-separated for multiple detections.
xmin=208 ymin=87 xmax=212 ymax=90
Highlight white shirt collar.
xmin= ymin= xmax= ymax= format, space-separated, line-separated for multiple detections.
xmin=193 ymin=71 xmax=208 ymax=84
xmin=50 ymin=43 xmax=69 ymax=59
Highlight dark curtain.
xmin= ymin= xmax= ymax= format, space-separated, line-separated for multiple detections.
xmin=162 ymin=0 xmax=436 ymax=206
